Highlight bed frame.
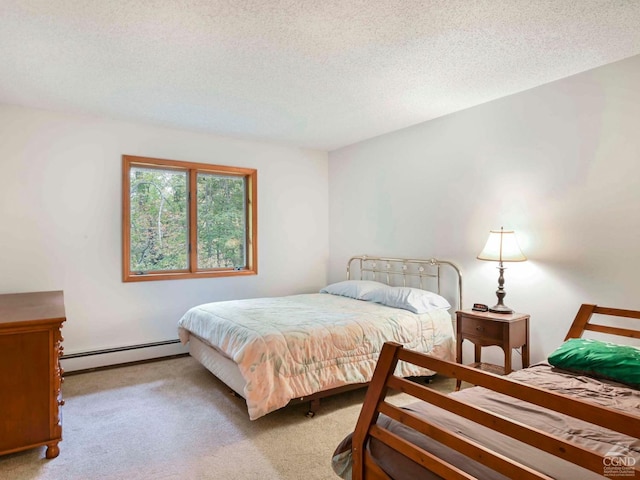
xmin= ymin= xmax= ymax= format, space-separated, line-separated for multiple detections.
xmin=346 ymin=255 xmax=462 ymax=310
xmin=187 ymin=255 xmax=462 ymax=417
xmin=350 ymin=304 xmax=640 ymax=479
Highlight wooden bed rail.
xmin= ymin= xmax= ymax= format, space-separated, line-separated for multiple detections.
xmin=352 ymin=338 xmax=640 ymax=480
xmin=564 ymin=303 xmax=640 ymax=340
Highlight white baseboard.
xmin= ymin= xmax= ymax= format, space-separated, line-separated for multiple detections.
xmin=61 ymin=341 xmax=189 ymax=373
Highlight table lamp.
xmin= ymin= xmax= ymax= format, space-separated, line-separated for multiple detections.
xmin=477 ymin=227 xmax=527 ymax=314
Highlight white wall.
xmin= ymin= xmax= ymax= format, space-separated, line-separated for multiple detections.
xmin=328 ymin=54 xmax=640 ymax=365
xmin=0 ymin=105 xmax=329 ymax=370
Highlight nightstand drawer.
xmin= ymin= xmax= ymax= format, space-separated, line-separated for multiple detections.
xmin=459 ymin=316 xmax=502 ymax=339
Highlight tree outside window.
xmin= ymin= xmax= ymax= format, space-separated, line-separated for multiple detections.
xmin=122 ymin=155 xmax=257 ymax=282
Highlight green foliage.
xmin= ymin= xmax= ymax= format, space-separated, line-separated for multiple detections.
xmin=129 ymin=167 xmax=246 ymax=273
xmin=197 ymin=173 xmax=246 ymax=269
xmin=130 ymin=167 xmax=188 ymax=272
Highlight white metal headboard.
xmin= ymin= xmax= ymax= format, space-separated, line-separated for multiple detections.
xmin=346 ymin=255 xmax=463 ymax=311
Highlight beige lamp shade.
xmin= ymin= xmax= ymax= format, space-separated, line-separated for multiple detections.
xmin=477 ymin=228 xmax=526 ymax=263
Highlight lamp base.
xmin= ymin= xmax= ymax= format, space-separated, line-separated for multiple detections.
xmin=489 ymin=304 xmax=514 ymax=314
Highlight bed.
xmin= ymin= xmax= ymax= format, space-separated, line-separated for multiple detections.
xmin=332 ymin=303 xmax=640 ymax=479
xmin=177 ymin=255 xmax=462 ymax=420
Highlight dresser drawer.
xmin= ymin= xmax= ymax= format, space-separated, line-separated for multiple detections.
xmin=459 ymin=316 xmax=503 ymax=340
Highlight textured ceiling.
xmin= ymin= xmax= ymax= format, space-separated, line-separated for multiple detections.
xmin=2 ymin=1 xmax=640 ymax=151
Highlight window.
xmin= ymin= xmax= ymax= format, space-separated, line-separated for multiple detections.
xmin=122 ymin=155 xmax=257 ymax=282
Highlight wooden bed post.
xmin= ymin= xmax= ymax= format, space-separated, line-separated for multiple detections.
xmin=564 ymin=303 xmax=596 ymax=340
xmin=351 ymin=342 xmax=402 ymax=480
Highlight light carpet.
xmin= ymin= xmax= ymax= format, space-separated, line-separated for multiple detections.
xmin=0 ymin=355 xmax=457 ymax=480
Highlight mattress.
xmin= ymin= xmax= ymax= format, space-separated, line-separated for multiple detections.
xmin=178 ymin=293 xmax=455 ymax=419
xmin=188 ymin=333 xmax=246 ymax=396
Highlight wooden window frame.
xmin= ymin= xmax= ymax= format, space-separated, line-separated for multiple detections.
xmin=122 ymin=155 xmax=257 ymax=282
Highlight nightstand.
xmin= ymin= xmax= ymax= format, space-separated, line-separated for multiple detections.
xmin=455 ymin=309 xmax=529 ymax=390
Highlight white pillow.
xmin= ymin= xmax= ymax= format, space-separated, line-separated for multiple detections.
xmin=320 ymin=280 xmax=389 ymax=299
xmin=361 ymin=286 xmax=451 ymax=314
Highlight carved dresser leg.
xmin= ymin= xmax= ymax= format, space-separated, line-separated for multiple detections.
xmin=45 ymin=443 xmax=60 ymax=459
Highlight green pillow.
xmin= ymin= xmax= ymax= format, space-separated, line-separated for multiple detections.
xmin=548 ymin=338 xmax=640 ymax=387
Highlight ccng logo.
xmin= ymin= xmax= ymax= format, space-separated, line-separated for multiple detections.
xmin=603 ymin=448 xmax=636 ymax=478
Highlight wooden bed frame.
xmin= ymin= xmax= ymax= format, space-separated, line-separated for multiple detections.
xmin=350 ymin=304 xmax=640 ymax=479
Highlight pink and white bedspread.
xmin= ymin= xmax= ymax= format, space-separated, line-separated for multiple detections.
xmin=178 ymin=293 xmax=454 ymax=419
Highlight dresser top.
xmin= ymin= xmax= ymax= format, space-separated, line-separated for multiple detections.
xmin=0 ymin=291 xmax=65 ymax=325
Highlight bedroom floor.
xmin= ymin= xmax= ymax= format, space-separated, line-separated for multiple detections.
xmin=0 ymin=356 xmax=457 ymax=480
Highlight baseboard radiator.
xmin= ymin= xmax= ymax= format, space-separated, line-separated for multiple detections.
xmin=61 ymin=339 xmax=188 ymax=373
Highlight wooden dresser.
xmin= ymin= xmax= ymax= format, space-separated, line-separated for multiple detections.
xmin=0 ymin=291 xmax=65 ymax=459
